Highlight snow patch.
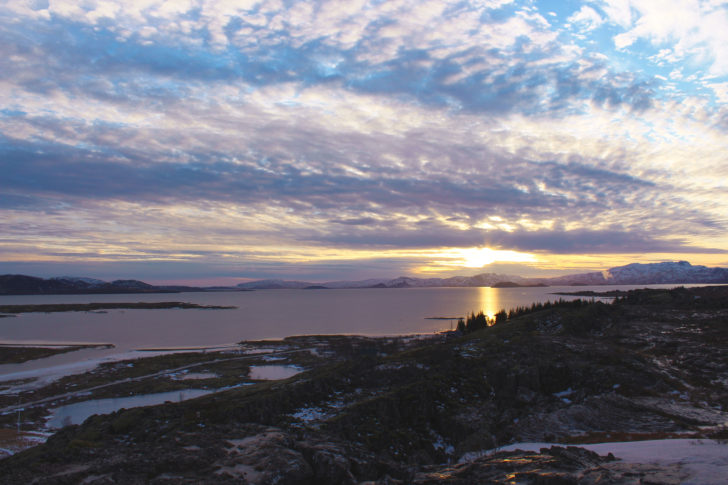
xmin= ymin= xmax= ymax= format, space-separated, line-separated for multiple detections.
xmin=431 ymin=432 xmax=455 ymax=455
xmin=290 ymin=407 xmax=331 ymax=423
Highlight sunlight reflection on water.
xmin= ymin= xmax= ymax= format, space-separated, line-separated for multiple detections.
xmin=477 ymin=287 xmax=501 ymax=319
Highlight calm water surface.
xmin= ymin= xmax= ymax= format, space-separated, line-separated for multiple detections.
xmin=0 ymin=285 xmax=696 ymax=379
xmin=45 ymin=389 xmax=214 ymax=428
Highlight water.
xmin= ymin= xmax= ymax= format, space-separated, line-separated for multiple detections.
xmin=45 ymin=389 xmax=213 ymax=428
xmin=40 ymin=365 xmax=303 ymax=429
xmin=249 ymin=365 xmax=303 ymax=380
xmin=0 ymin=285 xmax=697 ymax=380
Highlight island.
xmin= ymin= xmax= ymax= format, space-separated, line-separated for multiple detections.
xmin=0 ymin=302 xmax=237 ymax=315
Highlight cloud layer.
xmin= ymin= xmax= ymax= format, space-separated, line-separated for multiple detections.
xmin=2 ymin=0 xmax=728 ymax=281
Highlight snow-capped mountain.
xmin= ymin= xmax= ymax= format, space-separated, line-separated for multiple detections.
xmin=51 ymin=276 xmax=108 ymax=286
xmin=606 ymin=261 xmax=728 ymax=284
xmin=544 ymin=261 xmax=728 ymax=286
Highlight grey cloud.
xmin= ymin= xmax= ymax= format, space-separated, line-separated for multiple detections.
xmin=308 ymin=222 xmax=723 ymax=254
xmin=486 ymin=229 xmax=724 ymax=254
xmin=0 ymin=134 xmax=601 ymax=216
xmin=0 ymin=193 xmax=51 ymax=210
xmin=329 ymin=217 xmax=379 ymax=226
xmin=1 ymin=112 xmax=718 ymax=245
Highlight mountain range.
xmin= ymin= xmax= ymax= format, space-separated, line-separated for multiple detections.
xmin=238 ymin=261 xmax=728 ymax=289
xmin=0 ymin=274 xmax=204 ymax=295
xmin=2 ymin=261 xmax=727 ymax=295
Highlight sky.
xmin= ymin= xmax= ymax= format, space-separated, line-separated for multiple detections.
xmin=1 ymin=0 xmax=728 ymax=285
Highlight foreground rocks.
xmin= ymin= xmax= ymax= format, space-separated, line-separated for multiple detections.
xmin=1 ymin=286 xmax=727 ymax=483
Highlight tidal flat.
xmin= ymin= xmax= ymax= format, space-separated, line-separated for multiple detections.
xmin=1 ymin=287 xmax=727 ymax=483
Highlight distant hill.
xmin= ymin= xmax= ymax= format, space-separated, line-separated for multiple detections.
xmin=237 ymin=261 xmax=728 ymax=289
xmin=0 ymin=275 xmax=202 ymax=295
xmin=235 ymin=279 xmax=317 ymax=290
xmin=236 ymin=273 xmax=531 ymax=289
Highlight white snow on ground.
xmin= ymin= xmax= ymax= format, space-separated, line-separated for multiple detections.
xmin=553 ymin=388 xmax=574 ymax=397
xmin=463 ymin=439 xmax=728 ymax=485
xmin=289 ymin=391 xmax=348 ymax=426
xmin=290 ymin=407 xmax=331 ymax=422
xmin=431 ymin=432 xmax=455 ymax=456
xmin=553 ymin=388 xmax=574 ymax=404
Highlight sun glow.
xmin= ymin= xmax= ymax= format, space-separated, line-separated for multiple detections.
xmin=446 ymin=247 xmax=537 ymax=268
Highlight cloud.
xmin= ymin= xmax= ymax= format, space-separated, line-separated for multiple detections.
xmin=0 ymin=0 xmax=670 ymax=131
xmin=487 ymin=229 xmax=725 ymax=254
xmin=1 ymin=1 xmax=727 ymax=281
xmin=601 ymin=0 xmax=728 ymax=76
xmin=0 ymin=128 xmax=670 ymax=224
xmin=568 ymin=6 xmax=604 ymax=31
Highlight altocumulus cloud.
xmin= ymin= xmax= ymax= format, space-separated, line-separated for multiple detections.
xmin=1 ymin=0 xmax=727 ymax=281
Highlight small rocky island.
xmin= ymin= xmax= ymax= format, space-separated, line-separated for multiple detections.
xmin=0 ymin=301 xmax=236 ymax=315
xmin=1 ymin=286 xmax=727 ymax=483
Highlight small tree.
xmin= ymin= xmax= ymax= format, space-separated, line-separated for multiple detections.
xmin=494 ymin=309 xmax=507 ymax=325
xmin=466 ymin=311 xmax=488 ymax=332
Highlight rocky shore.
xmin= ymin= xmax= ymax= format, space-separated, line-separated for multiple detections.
xmin=1 ymin=286 xmax=727 ymax=483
